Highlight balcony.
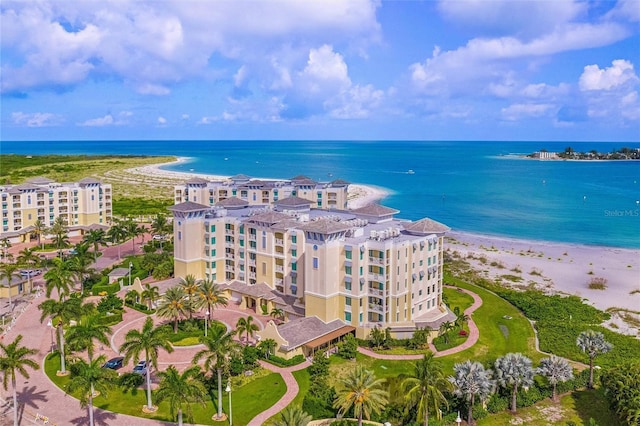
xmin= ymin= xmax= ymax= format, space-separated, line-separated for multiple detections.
xmin=369 ymin=257 xmax=384 ymax=265
xmin=368 ymin=287 xmax=385 ymax=297
xmin=275 ymin=265 xmax=284 ymax=273
xmin=248 ymin=234 xmax=257 ymax=241
xmin=249 ymin=272 xmax=257 ymax=279
xmin=225 ymin=229 xmax=234 ymax=236
xmin=225 ymin=242 xmax=235 ymax=248
xmin=368 ymin=303 xmax=387 ymax=314
xmin=275 ymin=278 xmax=283 ymax=286
xmin=248 ymin=260 xmax=256 ymax=266
xmin=368 ymin=273 xmax=384 ymax=281
xmin=12 ymin=203 xmax=21 ymax=209
xmin=344 ymin=305 xmax=352 ymax=313
xmin=225 ymin=254 xmax=235 ymax=260
xmin=275 ymin=238 xmax=284 ymax=245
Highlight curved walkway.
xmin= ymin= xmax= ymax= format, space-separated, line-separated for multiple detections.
xmin=358 ymin=285 xmax=483 ymax=360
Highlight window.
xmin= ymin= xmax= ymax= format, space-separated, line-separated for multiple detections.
xmin=291 ymin=249 xmax=297 ymax=257
xmin=345 ymin=281 xmax=352 ymax=291
xmin=262 ymin=235 xmax=266 ymax=249
xmin=211 ymin=249 xmax=216 ymax=257
xmin=345 ymin=250 xmax=352 ymax=259
xmin=210 ymin=225 xmax=216 ymax=232
xmin=291 ymin=262 xmax=297 ymax=271
xmin=291 ymin=235 xmax=297 ymax=243
xmin=178 ymin=231 xmax=182 ymax=240
xmin=359 ymin=266 xmax=363 ymax=276
xmin=262 ymin=262 xmax=266 ymax=275
xmin=345 ymin=266 xmax=352 ymax=275
xmin=345 ymin=297 xmax=351 ymax=306
xmin=210 ymin=237 xmax=216 ymax=244
xmin=345 ymin=312 xmax=352 ymax=322
xmin=313 ymin=257 xmax=319 ymax=269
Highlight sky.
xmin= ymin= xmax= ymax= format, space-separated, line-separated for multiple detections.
xmin=1 ymin=0 xmax=639 ymax=142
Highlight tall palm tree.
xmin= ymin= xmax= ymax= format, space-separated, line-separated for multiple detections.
xmin=0 ymin=238 xmax=12 ymax=263
xmin=196 ymin=279 xmax=228 ymax=321
xmin=65 ymin=314 xmax=112 ymax=362
xmin=257 ymin=338 xmax=277 ymax=359
xmin=123 ymin=217 xmax=144 ymax=254
xmin=333 ymin=365 xmax=388 ymax=426
xmin=0 ymin=262 xmax=20 ymax=309
xmin=537 ymin=355 xmax=573 ymax=402
xmin=68 ymin=243 xmax=95 ymax=292
xmin=155 ymin=365 xmax=207 ymax=425
xmin=438 ymin=320 xmax=454 ymax=344
xmin=449 ymin=360 xmax=494 ymax=426
xmin=179 ymin=274 xmax=200 ymax=319
xmin=157 ymin=286 xmax=188 ymax=333
xmin=107 ymin=220 xmax=127 ymax=260
xmin=38 ymin=297 xmax=90 ymax=374
xmin=33 ymin=218 xmax=47 ymax=250
xmin=44 ymin=257 xmax=74 ymax=300
xmin=235 ymin=315 xmax=259 ymax=344
xmin=192 ymin=326 xmax=240 ymax=420
xmin=402 ymin=353 xmax=453 ymax=426
xmin=0 ymin=335 xmax=39 ymax=426
xmin=494 ymin=353 xmax=534 ymax=414
xmin=82 ymin=229 xmax=107 ymax=262
xmin=151 ymin=214 xmax=171 ymax=249
xmin=119 ymin=317 xmax=174 ymax=411
xmin=66 ymin=355 xmax=116 ymax=426
xmin=576 ymin=329 xmax=613 ymax=389
xmin=17 ymin=247 xmax=40 ymax=293
xmin=141 ymin=283 xmax=160 ymax=311
xmin=272 ymin=405 xmax=312 ymax=426
xmin=50 ymin=216 xmax=69 ymax=258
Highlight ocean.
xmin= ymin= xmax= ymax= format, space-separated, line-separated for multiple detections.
xmin=2 ymin=140 xmax=639 ymax=248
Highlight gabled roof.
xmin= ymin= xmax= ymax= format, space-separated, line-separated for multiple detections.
xmin=330 ymin=178 xmax=350 ymax=186
xmin=351 ymin=204 xmax=399 ymax=217
xmin=167 ymin=201 xmax=211 ymax=213
xmin=277 ymin=317 xmax=350 ymax=350
xmin=215 ymin=197 xmax=249 ymax=208
xmin=247 ymin=211 xmax=291 ymax=226
xmin=403 ymin=218 xmax=450 ymax=235
xmin=300 ymin=219 xmax=351 ymax=234
xmin=275 ymin=196 xmax=313 ymax=207
xmin=185 ymin=177 xmax=209 ymax=185
xmin=230 ymin=174 xmax=252 ymax=181
xmin=78 ymin=177 xmax=102 ymax=185
xmin=293 ymin=179 xmax=317 ymax=186
xmin=13 ymin=183 xmax=42 ymax=191
xmin=290 ymin=175 xmax=311 ymax=181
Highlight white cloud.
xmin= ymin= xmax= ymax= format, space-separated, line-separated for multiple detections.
xmin=157 ymin=116 xmax=167 ymax=124
xmin=298 ymin=45 xmax=351 ymax=95
xmin=78 ymin=114 xmax=114 ymax=127
xmin=136 ymin=83 xmax=171 ymax=96
xmin=605 ymin=0 xmax=640 ymax=23
xmin=501 ymin=103 xmax=555 ymax=121
xmin=579 ymin=60 xmax=638 ymax=91
xmin=11 ymin=112 xmax=62 ymax=127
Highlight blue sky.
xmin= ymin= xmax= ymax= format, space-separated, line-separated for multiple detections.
xmin=1 ymin=0 xmax=639 ymax=142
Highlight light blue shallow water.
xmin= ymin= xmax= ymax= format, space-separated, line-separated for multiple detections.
xmin=2 ymin=140 xmax=639 ymax=248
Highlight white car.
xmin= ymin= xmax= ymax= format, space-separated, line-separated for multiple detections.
xmin=20 ymin=269 xmax=42 ymax=278
xmin=152 ymin=235 xmax=167 ymax=241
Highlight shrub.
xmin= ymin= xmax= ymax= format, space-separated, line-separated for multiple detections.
xmin=96 ymin=312 xmax=123 ymax=326
xmin=118 ymin=372 xmax=144 ymax=391
xmin=337 ymin=334 xmax=358 ymax=359
xmin=92 ymin=282 xmax=120 ymax=296
xmin=588 ymin=277 xmax=608 ymax=290
xmin=487 ymin=393 xmax=509 ymax=413
xmin=263 ymin=354 xmax=305 ymax=368
xmin=96 ymin=294 xmax=124 ymax=314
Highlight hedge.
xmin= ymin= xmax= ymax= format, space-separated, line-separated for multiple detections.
xmin=92 ymin=282 xmax=121 ymax=296
xmin=96 ymin=312 xmax=123 ymax=326
xmin=125 ymin=302 xmax=156 ymax=315
xmin=262 ymin=354 xmax=306 ymax=368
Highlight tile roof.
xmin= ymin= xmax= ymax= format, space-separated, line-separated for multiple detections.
xmin=167 ymin=201 xmax=211 ymax=212
xmin=290 ymin=175 xmax=311 ymax=181
xmin=186 ymin=177 xmax=209 ymax=185
xmin=275 ymin=196 xmax=313 ymax=207
xmin=351 ymin=204 xmax=399 ymax=217
xmin=330 ymin=178 xmax=350 ymax=186
xmin=246 ymin=211 xmax=291 ymax=225
xmin=277 ymin=317 xmax=348 ymax=349
xmin=403 ymin=218 xmax=450 ymax=234
xmin=215 ymin=197 xmax=249 ymax=208
xmin=78 ymin=177 xmax=102 ymax=185
xmin=299 ymin=219 xmax=351 ymax=234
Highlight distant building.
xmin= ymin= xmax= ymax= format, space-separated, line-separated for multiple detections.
xmin=170 ymin=192 xmax=453 ymax=348
xmin=0 ymin=177 xmax=112 ymax=242
xmin=173 ymin=174 xmax=350 ymax=211
xmin=532 ymin=151 xmax=558 ymax=160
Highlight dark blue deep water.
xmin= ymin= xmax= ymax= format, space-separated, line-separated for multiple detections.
xmin=2 ymin=140 xmax=639 ymax=248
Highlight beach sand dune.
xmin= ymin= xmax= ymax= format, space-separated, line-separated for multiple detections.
xmin=448 ymin=232 xmax=640 ymax=336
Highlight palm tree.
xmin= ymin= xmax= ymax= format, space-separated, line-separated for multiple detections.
xmin=537 ymin=355 xmax=573 ymax=402
xmin=235 ymin=315 xmax=259 ymax=344
xmin=66 ymin=355 xmax=116 ymax=426
xmin=438 ymin=320 xmax=454 ymax=344
xmin=123 ymin=217 xmax=144 ymax=254
xmin=494 ymin=353 xmax=534 ymax=413
xmin=107 ymin=220 xmax=127 ymax=260
xmin=179 ymin=274 xmax=200 ymax=319
xmin=402 ymin=353 xmax=453 ymax=426
xmin=155 ymin=365 xmax=207 ymax=425
xmin=0 ymin=262 xmax=21 ymax=310
xmin=33 ymin=218 xmax=47 ymax=250
xmin=141 ymin=283 xmax=160 ymax=310
xmin=50 ymin=216 xmax=69 ymax=257
xmin=196 ymin=279 xmax=228 ymax=321
xmin=577 ymin=330 xmax=613 ymax=389
xmin=0 ymin=238 xmax=12 ymax=263
xmin=82 ymin=229 xmax=107 ymax=262
xmin=157 ymin=286 xmax=188 ymax=333
xmin=0 ymin=335 xmax=39 ymax=426
xmin=334 ymin=365 xmax=388 ymax=426
xmin=38 ymin=297 xmax=90 ymax=374
xmin=449 ymin=360 xmax=494 ymax=426
xmin=44 ymin=257 xmax=74 ymax=300
xmin=151 ymin=213 xmax=171 ymax=249
xmin=68 ymin=243 xmax=95 ymax=292
xmin=65 ymin=314 xmax=112 ymax=362
xmin=192 ymin=326 xmax=240 ymax=420
xmin=272 ymin=405 xmax=312 ymax=426
xmin=257 ymin=338 xmax=277 ymax=359
xmin=17 ymin=247 xmax=40 ymax=293
xmin=270 ymin=307 xmax=285 ymax=321
xmin=455 ymin=313 xmax=470 ymax=331
xmin=119 ymin=317 xmax=174 ymax=411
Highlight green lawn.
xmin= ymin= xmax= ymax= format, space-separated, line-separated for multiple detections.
xmin=477 ymin=388 xmax=620 ymax=426
xmin=443 ymin=286 xmax=474 ymax=312
xmin=44 ymin=353 xmax=286 ymax=425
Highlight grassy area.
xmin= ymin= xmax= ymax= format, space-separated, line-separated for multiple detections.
xmin=443 ymin=286 xmax=474 ymax=312
xmin=477 ymin=388 xmax=620 ymax=426
xmin=0 ymin=154 xmax=178 ymax=216
xmin=44 ymin=353 xmax=286 ymax=425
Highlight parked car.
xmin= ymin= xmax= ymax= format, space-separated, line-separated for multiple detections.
xmin=152 ymin=234 xmax=167 ymax=241
xmin=132 ymin=360 xmax=148 ymax=376
xmin=102 ymin=357 xmax=124 ymax=370
xmin=19 ymin=269 xmax=42 ymax=278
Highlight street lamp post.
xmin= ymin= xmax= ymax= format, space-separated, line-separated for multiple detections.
xmin=456 ymin=411 xmax=462 ymax=426
xmin=128 ymin=262 xmax=133 ymax=286
xmin=225 ymin=379 xmax=232 ymax=425
xmin=46 ymin=320 xmax=54 ymax=354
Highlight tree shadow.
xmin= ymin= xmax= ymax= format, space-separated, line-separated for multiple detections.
xmin=16 ymin=385 xmax=49 ymax=424
xmin=69 ymin=409 xmax=117 ymax=426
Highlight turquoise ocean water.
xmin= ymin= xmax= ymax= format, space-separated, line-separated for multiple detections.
xmin=2 ymin=140 xmax=639 ymax=248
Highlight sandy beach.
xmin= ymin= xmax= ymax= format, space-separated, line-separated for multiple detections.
xmin=128 ymin=157 xmax=389 ymax=208
xmin=447 ymin=231 xmax=640 ymax=335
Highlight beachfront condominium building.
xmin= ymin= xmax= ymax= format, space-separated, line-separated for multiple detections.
xmin=170 ymin=190 xmax=452 ymax=340
xmin=0 ymin=177 xmax=112 ymax=242
xmin=174 ymin=174 xmax=349 ymax=210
